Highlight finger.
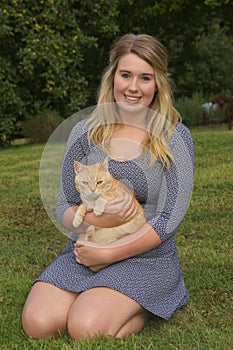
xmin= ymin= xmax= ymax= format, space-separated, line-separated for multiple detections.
xmin=113 ymin=193 xmax=131 ymax=210
xmin=122 ymin=203 xmax=137 ymax=221
xmin=126 ymin=204 xmax=138 ymax=219
xmin=108 ymin=196 xmax=125 ymax=206
xmin=124 ymin=195 xmax=134 ymax=208
xmin=76 ymin=257 xmax=82 ymax=264
xmin=105 ymin=197 xmax=125 ymax=213
xmin=75 ymin=241 xmax=84 ymax=248
xmin=118 ymin=194 xmax=133 ymax=213
xmin=121 ymin=193 xmax=133 ymax=207
xmin=74 ymin=247 xmax=79 ymax=257
xmin=122 ymin=195 xmax=138 ymax=217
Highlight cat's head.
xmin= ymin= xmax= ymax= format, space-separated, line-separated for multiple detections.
xmin=74 ymin=158 xmax=113 ymax=200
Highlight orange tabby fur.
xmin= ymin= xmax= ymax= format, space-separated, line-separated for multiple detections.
xmin=72 ymin=158 xmax=146 ymax=271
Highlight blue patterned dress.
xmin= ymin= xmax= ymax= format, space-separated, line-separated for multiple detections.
xmin=36 ymin=118 xmax=194 ymax=320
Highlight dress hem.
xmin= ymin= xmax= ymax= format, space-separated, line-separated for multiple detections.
xmin=34 ymin=277 xmax=189 ymax=321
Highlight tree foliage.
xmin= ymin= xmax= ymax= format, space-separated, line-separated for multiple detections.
xmin=0 ymin=0 xmax=232 ymax=144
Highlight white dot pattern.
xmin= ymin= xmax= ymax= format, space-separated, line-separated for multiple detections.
xmin=36 ymin=120 xmax=194 ymax=320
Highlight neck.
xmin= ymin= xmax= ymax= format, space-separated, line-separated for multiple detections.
xmin=116 ymin=103 xmax=149 ymax=129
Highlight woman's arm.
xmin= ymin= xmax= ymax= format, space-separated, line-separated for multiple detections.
xmin=148 ymin=124 xmax=194 ymax=242
xmin=74 ymin=223 xmax=162 ymax=268
xmin=62 ymin=192 xmax=138 ymax=232
xmin=74 ymin=124 xmax=194 ymax=268
xmin=109 ymin=224 xmax=162 ymax=260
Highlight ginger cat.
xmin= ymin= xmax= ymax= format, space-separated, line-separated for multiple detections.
xmin=72 ymin=158 xmax=146 ymax=271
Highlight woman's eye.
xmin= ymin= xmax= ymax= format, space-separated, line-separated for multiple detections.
xmin=141 ymin=76 xmax=151 ymax=82
xmin=96 ymin=180 xmax=103 ymax=185
xmin=121 ymin=73 xmax=130 ymax=79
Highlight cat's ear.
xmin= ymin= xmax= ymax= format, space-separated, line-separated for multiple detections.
xmin=101 ymin=157 xmax=109 ymax=172
xmin=74 ymin=161 xmax=84 ymax=174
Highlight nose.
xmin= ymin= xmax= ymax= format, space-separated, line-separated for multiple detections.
xmin=128 ymin=77 xmax=138 ymax=92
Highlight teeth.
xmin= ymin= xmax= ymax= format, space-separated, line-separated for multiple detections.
xmin=126 ymin=96 xmax=140 ymax=101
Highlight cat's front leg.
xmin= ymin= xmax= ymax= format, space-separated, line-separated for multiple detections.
xmin=72 ymin=204 xmax=87 ymax=227
xmin=93 ymin=198 xmax=108 ymax=216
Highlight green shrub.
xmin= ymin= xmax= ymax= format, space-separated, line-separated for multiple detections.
xmin=0 ymin=116 xmax=21 ymax=146
xmin=22 ymin=109 xmax=64 ymax=143
xmin=0 ymin=0 xmax=119 ymax=146
xmin=175 ymin=93 xmax=205 ymax=125
xmin=0 ymin=59 xmax=25 ymax=146
xmin=175 ymin=93 xmax=225 ymax=126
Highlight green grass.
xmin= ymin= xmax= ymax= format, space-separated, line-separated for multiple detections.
xmin=0 ymin=125 xmax=232 ymax=349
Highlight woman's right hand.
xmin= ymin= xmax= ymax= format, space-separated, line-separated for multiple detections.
xmin=104 ymin=192 xmax=138 ymax=226
xmin=68 ymin=193 xmax=138 ymax=230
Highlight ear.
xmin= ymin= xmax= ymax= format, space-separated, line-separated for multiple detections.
xmin=74 ymin=161 xmax=84 ymax=174
xmin=100 ymin=157 xmax=108 ymax=172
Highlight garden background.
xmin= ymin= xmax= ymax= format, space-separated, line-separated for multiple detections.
xmin=1 ymin=0 xmax=233 ymax=144
xmin=0 ymin=0 xmax=233 ymax=349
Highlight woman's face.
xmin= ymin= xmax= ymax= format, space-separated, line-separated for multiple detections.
xmin=113 ymin=53 xmax=156 ymax=108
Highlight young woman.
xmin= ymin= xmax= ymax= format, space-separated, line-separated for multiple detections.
xmin=22 ymin=33 xmax=194 ymax=340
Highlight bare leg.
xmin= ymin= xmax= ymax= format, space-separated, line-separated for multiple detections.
xmin=67 ymin=287 xmax=151 ymax=340
xmin=22 ymin=282 xmax=78 ymax=339
xmin=116 ymin=312 xmax=151 ymax=338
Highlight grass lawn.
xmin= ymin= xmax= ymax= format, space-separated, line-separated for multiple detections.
xmin=0 ymin=124 xmax=232 ymax=349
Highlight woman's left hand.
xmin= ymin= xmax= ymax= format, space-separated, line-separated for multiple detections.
xmin=74 ymin=241 xmax=113 ymax=268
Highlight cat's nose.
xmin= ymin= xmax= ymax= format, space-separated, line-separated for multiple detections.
xmin=90 ymin=188 xmax=95 ymax=192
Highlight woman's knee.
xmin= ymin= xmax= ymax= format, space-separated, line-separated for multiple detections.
xmin=67 ymin=287 xmax=147 ymax=340
xmin=22 ymin=282 xmax=77 ymax=339
xmin=22 ymin=292 xmax=67 ymax=338
xmin=22 ymin=302 xmax=58 ymax=339
xmin=67 ymin=309 xmax=114 ymax=340
xmin=67 ymin=309 xmax=149 ymax=340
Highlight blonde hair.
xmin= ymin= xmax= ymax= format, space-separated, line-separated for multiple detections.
xmin=87 ymin=33 xmax=181 ymax=168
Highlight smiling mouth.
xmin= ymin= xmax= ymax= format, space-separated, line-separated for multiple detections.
xmin=124 ymin=94 xmax=141 ymax=103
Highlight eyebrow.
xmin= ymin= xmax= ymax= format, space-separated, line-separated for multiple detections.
xmin=119 ymin=69 xmax=154 ymax=76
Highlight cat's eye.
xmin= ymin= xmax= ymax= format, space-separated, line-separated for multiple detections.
xmin=81 ymin=181 xmax=89 ymax=185
xmin=96 ymin=180 xmax=103 ymax=185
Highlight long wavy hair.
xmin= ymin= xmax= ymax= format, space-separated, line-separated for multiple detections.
xmin=87 ymin=33 xmax=181 ymax=168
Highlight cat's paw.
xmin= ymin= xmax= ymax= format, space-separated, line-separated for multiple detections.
xmin=72 ymin=216 xmax=81 ymax=228
xmin=87 ymin=225 xmax=95 ymax=235
xmin=85 ymin=225 xmax=95 ymax=241
xmin=93 ymin=208 xmax=104 ymax=216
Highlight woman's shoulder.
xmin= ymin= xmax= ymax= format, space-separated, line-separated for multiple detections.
xmin=71 ymin=116 xmax=89 ymax=133
xmin=66 ymin=116 xmax=89 ymax=142
xmin=175 ymin=122 xmax=192 ymax=136
xmin=168 ymin=122 xmax=194 ymax=163
xmin=60 ymin=116 xmax=90 ymax=155
xmin=170 ymin=122 xmax=193 ymax=147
